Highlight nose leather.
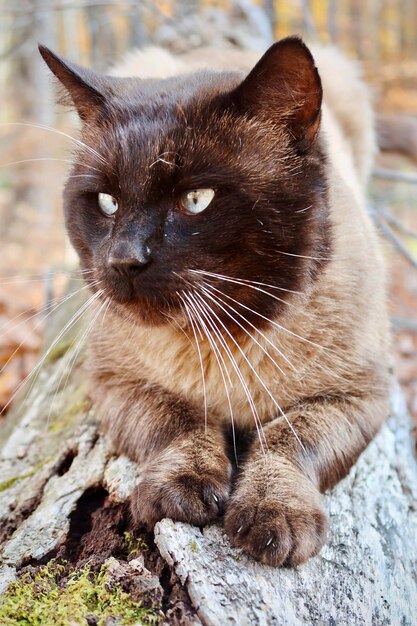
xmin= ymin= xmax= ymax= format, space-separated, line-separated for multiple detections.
xmin=108 ymin=240 xmax=151 ymax=276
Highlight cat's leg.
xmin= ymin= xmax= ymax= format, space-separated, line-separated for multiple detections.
xmin=96 ymin=380 xmax=231 ymax=526
xmin=224 ymin=390 xmax=388 ymax=566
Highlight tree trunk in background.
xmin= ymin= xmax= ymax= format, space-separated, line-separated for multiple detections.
xmin=0 ymin=293 xmax=416 ymax=625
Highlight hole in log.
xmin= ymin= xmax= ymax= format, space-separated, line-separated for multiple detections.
xmin=55 ymin=449 xmax=76 ymax=476
xmin=57 ymin=486 xmax=125 ymax=567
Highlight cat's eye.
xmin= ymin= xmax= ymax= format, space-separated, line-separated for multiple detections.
xmin=179 ymin=189 xmax=215 ymax=214
xmin=98 ymin=192 xmax=118 ymax=216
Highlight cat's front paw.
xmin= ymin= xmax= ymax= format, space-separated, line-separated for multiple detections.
xmin=224 ymin=458 xmax=327 ymax=566
xmin=131 ymin=433 xmax=232 ymax=527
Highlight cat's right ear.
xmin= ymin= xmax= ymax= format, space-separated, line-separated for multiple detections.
xmin=39 ymin=45 xmax=110 ymax=121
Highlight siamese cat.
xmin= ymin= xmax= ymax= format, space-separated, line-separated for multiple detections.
xmin=39 ymin=37 xmax=390 ymax=566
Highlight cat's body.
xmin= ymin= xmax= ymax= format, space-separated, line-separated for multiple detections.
xmin=40 ymin=38 xmax=390 ymax=566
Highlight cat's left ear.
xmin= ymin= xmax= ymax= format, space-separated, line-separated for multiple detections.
xmin=39 ymin=45 xmax=114 ymax=121
xmin=233 ymin=37 xmax=322 ymax=148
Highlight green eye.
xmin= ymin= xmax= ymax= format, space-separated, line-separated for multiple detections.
xmin=179 ymin=189 xmax=215 ymax=214
xmin=98 ymin=192 xmax=118 ymax=216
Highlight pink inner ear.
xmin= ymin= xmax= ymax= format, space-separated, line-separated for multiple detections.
xmin=233 ymin=37 xmax=322 ymax=144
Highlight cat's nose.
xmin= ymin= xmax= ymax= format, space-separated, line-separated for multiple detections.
xmin=108 ymin=242 xmax=151 ymax=276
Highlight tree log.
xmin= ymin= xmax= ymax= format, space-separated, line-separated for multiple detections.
xmin=0 ymin=294 xmax=416 ymax=625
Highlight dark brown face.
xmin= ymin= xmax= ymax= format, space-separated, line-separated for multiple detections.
xmin=40 ymin=38 xmax=330 ymax=329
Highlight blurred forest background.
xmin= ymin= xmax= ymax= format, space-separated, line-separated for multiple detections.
xmin=0 ymin=0 xmax=416 ymax=429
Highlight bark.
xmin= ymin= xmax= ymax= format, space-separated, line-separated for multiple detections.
xmin=0 ymin=298 xmax=416 ymax=625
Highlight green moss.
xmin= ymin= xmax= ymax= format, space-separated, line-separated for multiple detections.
xmin=189 ymin=540 xmax=198 ymax=553
xmin=123 ymin=532 xmax=149 ymax=559
xmin=0 ymin=476 xmax=21 ymax=492
xmin=43 ymin=339 xmax=74 ymax=363
xmin=48 ymin=400 xmax=90 ymax=433
xmin=0 ymin=459 xmax=51 ymax=493
xmin=0 ymin=561 xmax=160 ymax=626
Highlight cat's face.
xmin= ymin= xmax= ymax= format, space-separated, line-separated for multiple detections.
xmin=40 ymin=38 xmax=330 ymax=328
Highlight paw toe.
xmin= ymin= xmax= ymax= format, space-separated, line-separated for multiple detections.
xmin=225 ymin=499 xmax=327 ymax=567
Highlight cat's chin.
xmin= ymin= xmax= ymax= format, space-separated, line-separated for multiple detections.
xmin=107 ymin=296 xmax=185 ymax=328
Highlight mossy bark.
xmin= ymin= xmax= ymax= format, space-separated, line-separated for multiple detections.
xmin=0 ymin=290 xmax=416 ymax=625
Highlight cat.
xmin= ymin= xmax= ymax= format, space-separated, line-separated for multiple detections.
xmin=39 ymin=37 xmax=390 ymax=567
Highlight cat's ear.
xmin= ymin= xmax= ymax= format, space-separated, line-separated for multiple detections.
xmin=233 ymin=37 xmax=322 ymax=147
xmin=39 ymin=45 xmax=111 ymax=121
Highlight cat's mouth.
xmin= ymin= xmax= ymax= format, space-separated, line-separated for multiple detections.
xmin=85 ymin=259 xmax=293 ymax=332
xmin=94 ymin=269 xmax=184 ymax=327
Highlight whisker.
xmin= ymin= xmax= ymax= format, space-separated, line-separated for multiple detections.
xmin=181 ymin=292 xmax=238 ymax=465
xmin=0 ymin=281 xmax=96 ymax=336
xmin=296 ymin=204 xmax=313 ymax=213
xmin=0 ymin=157 xmax=103 ymax=173
xmin=100 ymin=297 xmax=112 ymax=332
xmin=17 ymin=288 xmax=104 ymax=406
xmin=0 ymin=122 xmax=111 ymax=169
xmin=200 ymin=282 xmax=297 ymax=373
xmin=192 ymin=290 xmax=306 ymax=453
xmin=195 ymin=278 xmax=330 ymax=353
xmin=185 ymin=290 xmax=267 ymax=454
xmin=0 ymin=281 xmax=101 ymax=375
xmin=190 ymin=269 xmax=301 ymax=296
xmin=161 ymin=310 xmax=194 ymax=345
xmin=182 ymin=292 xmax=233 ymax=389
xmin=66 ymin=174 xmax=100 ymax=180
xmin=1 ymin=290 xmax=103 ymax=416
xmin=273 ymin=250 xmax=332 ymax=261
xmin=200 ymin=283 xmax=291 ymax=377
xmin=45 ymin=297 xmax=107 ymax=430
xmin=178 ymin=293 xmax=208 ymax=435
xmin=0 ymin=267 xmax=97 ymax=284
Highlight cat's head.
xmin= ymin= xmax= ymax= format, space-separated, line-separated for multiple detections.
xmin=39 ymin=37 xmax=330 ymax=329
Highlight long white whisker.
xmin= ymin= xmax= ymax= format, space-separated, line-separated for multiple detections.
xmin=193 ymin=291 xmax=306 ymax=453
xmin=181 ymin=292 xmax=238 ymax=465
xmin=200 ymin=283 xmax=288 ymax=378
xmin=186 ymin=290 xmax=267 ymax=454
xmin=1 ymin=290 xmax=103 ymax=416
xmin=0 ymin=281 xmax=101 ymax=374
xmin=190 ymin=269 xmax=301 ymax=295
xmin=161 ymin=309 xmax=193 ymax=345
xmin=201 ymin=282 xmax=297 ymax=373
xmin=100 ymin=297 xmax=112 ymax=332
xmin=182 ymin=293 xmax=233 ymax=389
xmin=178 ymin=294 xmax=208 ymax=436
xmin=0 ymin=282 xmax=96 ymax=336
xmin=196 ymin=278 xmax=329 ymax=352
xmin=0 ymin=122 xmax=111 ymax=168
xmin=45 ymin=298 xmax=107 ymax=430
xmin=17 ymin=289 xmax=104 ymax=408
xmin=0 ymin=267 xmax=97 ymax=284
xmin=274 ymin=250 xmax=332 ymax=261
xmin=191 ymin=270 xmax=292 ymax=307
xmin=0 ymin=157 xmax=103 ymax=173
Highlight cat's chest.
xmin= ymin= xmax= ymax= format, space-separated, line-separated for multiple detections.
xmin=108 ymin=318 xmax=301 ymax=427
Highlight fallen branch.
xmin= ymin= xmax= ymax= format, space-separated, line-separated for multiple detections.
xmin=392 ymin=317 xmax=417 ymax=333
xmin=377 ymin=206 xmax=417 ymax=239
xmin=376 ymin=219 xmax=417 ymax=269
xmin=373 ymin=167 xmax=417 ymax=184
